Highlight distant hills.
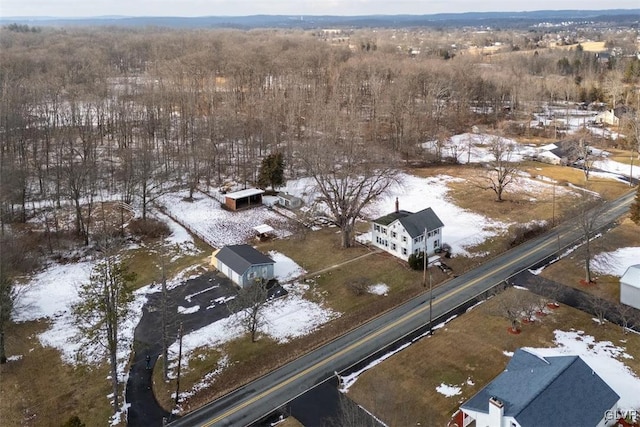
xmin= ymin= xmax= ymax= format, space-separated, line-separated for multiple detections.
xmin=1 ymin=9 xmax=639 ymax=30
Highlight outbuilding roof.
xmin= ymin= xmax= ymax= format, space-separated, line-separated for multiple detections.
xmin=621 ymin=264 xmax=640 ymax=289
xmin=215 ymin=244 xmax=274 ymax=276
xmin=225 ymin=188 xmax=265 ymax=200
xmin=461 ymin=348 xmax=619 ymax=427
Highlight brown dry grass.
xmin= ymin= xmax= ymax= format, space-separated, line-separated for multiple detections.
xmin=0 ymin=321 xmax=115 ymax=426
xmin=347 ymin=287 xmax=640 ymax=427
xmin=540 ymin=217 xmax=640 ymax=302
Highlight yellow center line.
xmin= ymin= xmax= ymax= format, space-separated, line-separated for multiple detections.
xmin=203 ymin=231 xmax=562 ymax=426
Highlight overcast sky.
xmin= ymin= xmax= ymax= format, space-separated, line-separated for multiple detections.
xmin=1 ymin=0 xmax=638 ymax=18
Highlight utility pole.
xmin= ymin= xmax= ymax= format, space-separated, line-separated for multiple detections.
xmin=630 ymin=154 xmax=634 ymax=187
xmin=552 ymin=183 xmax=556 ymax=227
xmin=161 ymin=256 xmax=169 ymax=381
xmin=175 ymin=322 xmax=183 ymax=406
xmin=423 ymin=227 xmax=433 ymax=335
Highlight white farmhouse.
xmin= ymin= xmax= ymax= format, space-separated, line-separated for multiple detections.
xmin=370 ymin=199 xmax=444 ymax=261
xmin=620 ymin=264 xmax=640 ymax=310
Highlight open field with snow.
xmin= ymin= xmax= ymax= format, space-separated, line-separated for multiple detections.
xmin=346 ymin=287 xmax=640 ymax=426
xmin=538 ymin=218 xmax=640 ymax=302
xmin=4 ymin=128 xmax=636 ymax=425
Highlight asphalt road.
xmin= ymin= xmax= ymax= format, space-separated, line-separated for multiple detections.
xmin=169 ymin=189 xmax=635 ymax=427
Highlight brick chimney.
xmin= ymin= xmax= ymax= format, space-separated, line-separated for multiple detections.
xmin=395 ymin=197 xmax=399 ymax=213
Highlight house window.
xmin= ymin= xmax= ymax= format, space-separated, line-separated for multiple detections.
xmin=391 ymin=231 xmax=397 ymax=238
xmin=402 ymin=236 xmax=407 ymax=243
xmin=434 ymin=240 xmax=439 ymax=249
xmin=382 ymin=228 xmax=387 ymax=235
xmin=402 ymin=248 xmax=407 ymax=255
xmin=374 ymin=224 xmax=380 ymax=232
xmin=391 ymin=243 xmax=396 ymax=251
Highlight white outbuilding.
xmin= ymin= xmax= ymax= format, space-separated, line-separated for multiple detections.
xmin=620 ymin=264 xmax=640 ymax=310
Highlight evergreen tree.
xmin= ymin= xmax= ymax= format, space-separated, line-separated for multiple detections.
xmin=630 ymin=185 xmax=640 ymax=226
xmin=257 ymin=152 xmax=285 ymax=190
xmin=72 ymin=252 xmax=136 ymax=412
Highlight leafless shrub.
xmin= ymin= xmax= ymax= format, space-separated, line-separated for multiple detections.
xmin=128 ymin=218 xmax=171 ymax=239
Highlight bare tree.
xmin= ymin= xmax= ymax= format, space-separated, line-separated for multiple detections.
xmin=326 ymin=393 xmax=379 ymax=427
xmin=302 ymin=140 xmax=398 ymax=248
xmin=228 ymin=279 xmax=270 ymax=343
xmin=616 ymin=304 xmax=637 ymax=334
xmin=581 ymin=292 xmax=609 ymax=326
xmin=477 ymin=136 xmax=519 ymax=202
xmin=576 ymin=190 xmax=608 ymax=284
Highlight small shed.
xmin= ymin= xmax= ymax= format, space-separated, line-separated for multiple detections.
xmin=620 ymin=264 xmax=640 ymax=310
xmin=277 ymin=192 xmax=303 ymax=210
xmin=253 ymin=224 xmax=275 ymax=241
xmin=224 ymin=188 xmax=264 ymax=211
xmin=214 ymin=244 xmax=275 ymax=288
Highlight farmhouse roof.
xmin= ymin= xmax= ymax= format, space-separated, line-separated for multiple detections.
xmin=373 ymin=208 xmax=444 ymax=238
xmin=621 ymin=264 xmax=640 ymax=289
xmin=398 ymin=208 xmax=444 ymax=238
xmin=225 ymin=188 xmax=265 ymax=199
xmin=373 ymin=210 xmax=413 ymax=226
xmin=215 ymin=244 xmax=274 ymax=276
xmin=461 ymin=348 xmax=619 ymax=427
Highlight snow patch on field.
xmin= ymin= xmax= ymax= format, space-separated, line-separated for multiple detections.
xmin=436 ymin=383 xmax=462 ymax=397
xmin=592 ymin=247 xmax=640 ymax=276
xmin=368 ymin=283 xmax=389 ymax=296
xmin=157 ymin=190 xmax=293 ymax=248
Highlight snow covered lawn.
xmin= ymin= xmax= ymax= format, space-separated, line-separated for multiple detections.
xmin=157 ymin=189 xmax=293 ymax=248
xmin=592 ymin=247 xmax=640 ymax=276
xmin=363 ymin=173 xmax=511 ymax=256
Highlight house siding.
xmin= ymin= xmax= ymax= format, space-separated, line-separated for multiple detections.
xmin=371 ymin=220 xmax=442 ymax=261
xmin=216 ymin=260 xmax=274 ymax=288
xmin=240 ymin=263 xmax=275 ymax=287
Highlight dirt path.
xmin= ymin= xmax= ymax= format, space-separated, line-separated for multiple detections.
xmin=301 ymin=249 xmax=381 ymax=279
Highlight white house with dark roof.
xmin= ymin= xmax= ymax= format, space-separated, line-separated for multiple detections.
xmin=370 ymin=199 xmax=444 ymax=261
xmin=459 ymin=348 xmax=619 ymax=427
xmin=620 ymin=264 xmax=640 ymax=310
xmin=213 ymin=244 xmax=275 ymax=287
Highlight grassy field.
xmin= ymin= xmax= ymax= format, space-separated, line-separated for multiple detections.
xmin=0 ymin=234 xmax=211 ymax=426
xmin=4 ymin=158 xmax=633 ymax=425
xmin=0 ymin=321 xmax=114 ymax=427
xmin=347 ymin=287 xmax=640 ymax=426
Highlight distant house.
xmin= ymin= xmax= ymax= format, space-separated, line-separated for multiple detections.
xmin=277 ymin=192 xmax=303 ymax=210
xmin=594 ymin=106 xmax=629 ymax=127
xmin=620 ymin=264 xmax=640 ymax=310
xmin=459 ymin=348 xmax=619 ymax=427
xmin=370 ymin=198 xmax=444 ymax=261
xmin=223 ymin=188 xmax=264 ymax=211
xmin=536 ymin=139 xmax=581 ymax=165
xmin=213 ymin=244 xmax=275 ymax=288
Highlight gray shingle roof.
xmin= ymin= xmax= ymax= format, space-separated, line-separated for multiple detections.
xmin=398 ymin=208 xmax=444 ymax=238
xmin=215 ymin=244 xmax=274 ymax=276
xmin=373 ymin=210 xmax=413 ymax=226
xmin=461 ymin=349 xmax=619 ymax=427
xmin=373 ymin=208 xmax=444 ymax=238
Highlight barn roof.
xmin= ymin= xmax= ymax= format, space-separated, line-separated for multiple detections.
xmin=215 ymin=244 xmax=274 ymax=276
xmin=225 ymin=188 xmax=264 ymax=199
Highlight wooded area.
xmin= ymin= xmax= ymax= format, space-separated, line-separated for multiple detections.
xmin=1 ymin=25 xmax=639 ymax=262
